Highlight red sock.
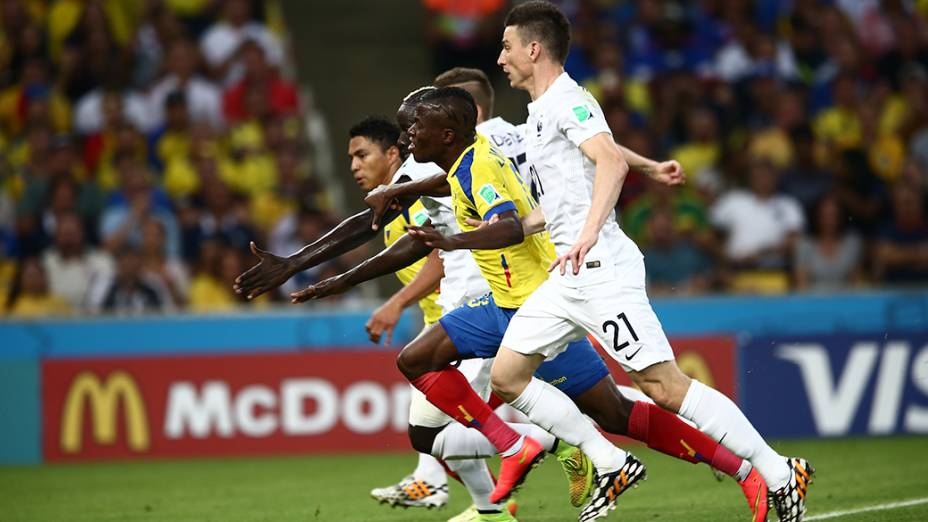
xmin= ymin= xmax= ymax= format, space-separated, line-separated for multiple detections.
xmin=411 ymin=367 xmax=521 ymax=453
xmin=487 ymin=392 xmax=505 ymax=410
xmin=627 ymin=401 xmax=743 ymax=477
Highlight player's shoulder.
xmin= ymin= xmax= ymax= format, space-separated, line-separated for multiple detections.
xmin=546 ymin=74 xmax=602 ymax=115
xmin=477 ymin=116 xmax=518 ymax=135
xmin=395 ymin=156 xmax=443 ymax=183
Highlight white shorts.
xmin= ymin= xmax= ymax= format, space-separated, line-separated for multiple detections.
xmin=408 ymin=358 xmax=493 ymax=428
xmin=501 ymin=257 xmax=674 ymax=373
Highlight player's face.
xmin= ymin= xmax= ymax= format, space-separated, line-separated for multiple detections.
xmin=498 ymin=26 xmax=532 ymax=89
xmin=407 ymin=105 xmax=445 ymax=164
xmin=348 ymin=136 xmax=391 ymax=191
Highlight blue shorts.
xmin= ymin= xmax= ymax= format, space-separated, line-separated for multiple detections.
xmin=438 ymin=293 xmax=609 ymax=398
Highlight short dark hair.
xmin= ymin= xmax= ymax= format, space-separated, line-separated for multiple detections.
xmin=419 ymin=87 xmax=478 ymax=139
xmin=434 ymin=68 xmax=494 ymax=117
xmin=349 ymin=116 xmax=400 ymax=152
xmin=504 ymin=1 xmax=571 ymax=64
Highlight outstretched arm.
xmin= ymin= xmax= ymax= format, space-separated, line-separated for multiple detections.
xmin=616 ymin=143 xmax=685 ymax=186
xmin=365 ymin=173 xmax=450 ymax=230
xmin=234 ymin=202 xmax=414 ymax=299
xmin=407 ymin=211 xmax=524 ymax=251
xmin=290 ymin=233 xmax=433 ymax=302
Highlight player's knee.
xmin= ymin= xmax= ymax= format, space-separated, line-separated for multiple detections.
xmin=639 ymin=381 xmax=676 ymax=411
xmin=407 ymin=425 xmax=440 ymax=455
xmin=489 ymin=370 xmax=517 ymax=402
xmin=396 ymin=346 xmax=425 ymax=379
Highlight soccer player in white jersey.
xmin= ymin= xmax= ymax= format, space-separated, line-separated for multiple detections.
xmin=491 ymin=2 xmax=814 ymax=521
xmin=235 ymin=88 xmax=589 ymax=522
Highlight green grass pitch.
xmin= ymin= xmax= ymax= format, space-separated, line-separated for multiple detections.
xmin=2 ymin=437 xmax=927 ymax=521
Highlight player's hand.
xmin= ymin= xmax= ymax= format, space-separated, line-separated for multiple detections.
xmin=407 ymin=220 xmax=455 ymax=250
xmin=550 ymin=231 xmax=598 ymax=276
xmin=234 ymin=242 xmax=295 ymax=300
xmin=464 ymin=214 xmax=501 ymax=229
xmin=650 ymin=160 xmax=685 ymax=186
xmin=290 ymin=274 xmax=350 ymax=303
xmin=366 ymin=300 xmax=402 ymax=345
xmin=364 ymin=185 xmax=403 ymax=231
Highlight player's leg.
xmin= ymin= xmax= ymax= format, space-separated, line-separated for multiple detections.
xmin=406 ymin=423 xmax=514 ymax=521
xmin=397 ymin=319 xmax=525 ymax=455
xmin=576 ymin=261 xmax=812 ymax=521
xmin=369 ymin=448 xmax=449 ymax=508
xmin=497 ymin=282 xmax=642 ymax=518
xmin=629 ymin=360 xmax=812 ymax=521
xmin=398 ymin=300 xmax=545 ymax=502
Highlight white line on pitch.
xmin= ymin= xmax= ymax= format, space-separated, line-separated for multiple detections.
xmin=805 ymin=497 xmax=928 ymax=520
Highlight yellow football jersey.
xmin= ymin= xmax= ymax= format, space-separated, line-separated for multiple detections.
xmin=447 ymin=134 xmax=554 ymax=309
xmin=384 ymin=199 xmax=443 ymax=325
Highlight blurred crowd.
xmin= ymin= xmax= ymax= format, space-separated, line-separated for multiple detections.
xmin=0 ymin=0 xmax=348 ymax=318
xmin=4 ymin=0 xmax=928 ymax=319
xmin=555 ymin=0 xmax=928 ymax=295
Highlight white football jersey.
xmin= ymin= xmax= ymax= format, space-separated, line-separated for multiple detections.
xmin=525 ymin=72 xmax=642 ymax=286
xmin=477 ymin=117 xmax=528 ymax=173
xmin=392 ymin=156 xmax=490 ymax=311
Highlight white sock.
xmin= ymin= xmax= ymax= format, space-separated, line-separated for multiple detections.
xmin=678 ymin=380 xmax=790 ymax=490
xmin=509 ymin=377 xmax=626 ymax=474
xmin=412 ymin=452 xmax=447 ymax=486
xmin=736 ymin=460 xmax=753 ymax=482
xmin=432 ymin=422 xmax=556 ymax=460
xmin=444 ymin=458 xmax=500 ymax=512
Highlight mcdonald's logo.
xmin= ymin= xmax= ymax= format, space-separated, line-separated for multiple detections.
xmin=60 ymin=371 xmax=150 ymax=454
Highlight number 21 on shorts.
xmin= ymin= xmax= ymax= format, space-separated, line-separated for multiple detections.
xmin=602 ymin=313 xmax=640 ymax=360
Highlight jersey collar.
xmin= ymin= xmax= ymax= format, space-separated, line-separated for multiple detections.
xmin=449 ymin=134 xmax=485 ymax=177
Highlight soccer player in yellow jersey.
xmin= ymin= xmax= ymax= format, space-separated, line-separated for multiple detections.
xmin=293 ymin=87 xmax=635 ymax=512
xmin=239 ymin=86 xmax=760 ymax=521
xmin=346 ymin=117 xmax=444 ymax=343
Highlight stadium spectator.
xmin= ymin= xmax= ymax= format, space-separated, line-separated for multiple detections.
xmin=5 ymin=256 xmax=72 ymax=318
xmin=188 ymin=240 xmax=256 ymax=312
xmin=88 ymin=245 xmax=172 ymax=315
xmin=0 ymin=58 xmax=71 ymax=136
xmin=132 ymin=2 xmax=187 ymax=89
xmin=642 ymin=206 xmax=713 ymax=295
xmin=832 ymin=149 xmax=889 ymax=235
xmin=623 ymin=178 xmax=711 ymax=250
xmin=148 ymin=90 xmax=192 ymax=173
xmin=222 ymin=39 xmax=298 ymax=123
xmin=148 ymin=38 xmax=224 ymax=130
xmin=99 ymin=153 xmax=180 ymax=258
xmin=778 ymin=126 xmax=835 ymax=217
xmin=669 ymin=106 xmax=721 ymax=192
xmin=793 ymin=195 xmax=863 ymax=291
xmin=140 ymin=216 xmax=189 ymax=307
xmin=199 ymin=0 xmax=284 ymax=86
xmin=873 ymin=181 xmax=928 ymax=283
xmin=41 ymin=212 xmax=113 ymax=310
xmin=74 ymin=86 xmax=152 ymax=135
xmin=711 ymin=160 xmax=804 ymax=293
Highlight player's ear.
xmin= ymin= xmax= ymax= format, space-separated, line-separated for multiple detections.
xmin=386 ymin=144 xmax=400 ymax=163
xmin=443 ymin=128 xmax=455 ymax=145
xmin=529 ymin=41 xmax=540 ymax=62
